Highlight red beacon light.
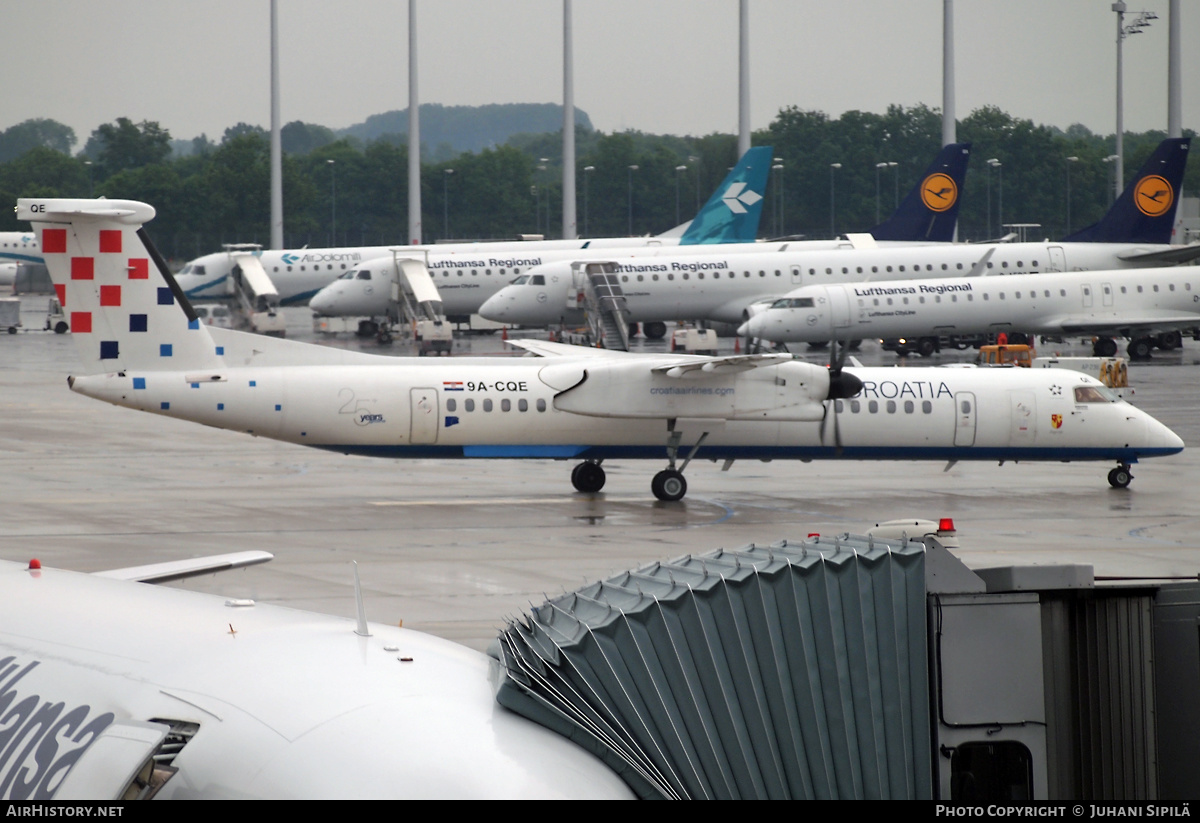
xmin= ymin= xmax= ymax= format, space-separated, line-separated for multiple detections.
xmin=938 ymin=518 xmax=956 ymax=534
xmin=27 ymin=559 xmax=41 ymax=570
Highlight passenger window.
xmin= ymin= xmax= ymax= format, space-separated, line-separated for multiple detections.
xmin=850 ymin=400 xmax=861 ymax=413
xmin=869 ymin=400 xmax=879 ymax=413
xmin=483 ymin=399 xmax=493 ymax=412
xmin=518 ymin=399 xmax=528 ymax=412
xmin=446 ymin=399 xmax=456 ymax=412
xmin=465 ymin=399 xmax=475 ymax=412
xmin=922 ymin=401 xmax=932 ymax=414
xmin=537 ymin=399 xmax=547 ymax=412
xmin=886 ymin=401 xmax=896 ymax=413
xmin=501 ymin=399 xmax=511 ymax=412
xmin=961 ymin=400 xmax=971 ymax=414
xmin=904 ymin=401 xmax=914 ymax=413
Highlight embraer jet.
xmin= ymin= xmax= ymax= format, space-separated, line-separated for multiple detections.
xmin=20 ymin=198 xmax=1183 ymax=498
xmin=480 ymin=139 xmax=1195 ymax=330
xmin=742 ymin=265 xmax=1200 ymax=360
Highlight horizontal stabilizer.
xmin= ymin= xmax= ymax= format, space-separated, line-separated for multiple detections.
xmin=95 ymin=550 xmax=274 ymax=584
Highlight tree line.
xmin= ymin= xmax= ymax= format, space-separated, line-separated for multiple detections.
xmin=0 ymin=108 xmax=1194 ymax=262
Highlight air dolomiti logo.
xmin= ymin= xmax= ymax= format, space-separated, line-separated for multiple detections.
xmin=722 ymin=182 xmax=763 ymax=214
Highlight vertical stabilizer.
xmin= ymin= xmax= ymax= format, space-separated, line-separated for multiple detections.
xmin=18 ymin=198 xmax=224 ymax=375
xmin=679 ymin=145 xmax=772 ymax=245
xmin=869 ymin=143 xmax=971 ymax=242
xmin=1063 ymin=138 xmax=1190 ymax=244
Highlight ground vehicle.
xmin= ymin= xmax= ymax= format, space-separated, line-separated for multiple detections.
xmin=45 ymin=296 xmax=67 ymax=333
xmin=1 ymin=297 xmax=19 ymax=333
xmin=975 ymin=343 xmax=1036 ymax=367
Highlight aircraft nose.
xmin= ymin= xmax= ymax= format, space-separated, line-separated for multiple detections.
xmin=309 ymin=288 xmax=336 ymax=315
xmin=479 ymin=292 xmax=508 ymax=321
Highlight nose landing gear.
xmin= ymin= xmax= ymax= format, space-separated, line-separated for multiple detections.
xmin=1107 ymin=463 xmax=1133 ymax=489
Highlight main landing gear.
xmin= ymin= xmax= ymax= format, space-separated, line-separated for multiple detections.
xmin=1107 ymin=463 xmax=1133 ymax=489
xmin=568 ymin=420 xmax=710 ymax=502
xmin=571 ymin=460 xmax=606 ymax=493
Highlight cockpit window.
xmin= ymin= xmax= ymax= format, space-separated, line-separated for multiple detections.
xmin=356 ymin=270 xmax=372 ymax=280
xmin=1074 ymin=385 xmax=1117 ymax=404
xmin=179 ymin=264 xmax=192 ymax=274
xmin=530 ymin=275 xmax=545 ymax=286
xmin=511 ymin=275 xmax=530 ymax=285
xmin=770 ymin=297 xmax=815 ymax=309
xmin=338 ymin=271 xmax=355 ymax=280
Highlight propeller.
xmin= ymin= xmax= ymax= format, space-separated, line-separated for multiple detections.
xmin=818 ymin=336 xmax=863 ymax=456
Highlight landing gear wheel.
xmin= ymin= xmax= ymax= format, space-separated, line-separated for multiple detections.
xmin=571 ymin=461 xmax=606 ymax=493
xmin=1093 ymin=337 xmax=1118 ymax=357
xmin=1108 ymin=465 xmax=1133 ymax=489
xmin=917 ymin=337 xmax=937 ymax=357
xmin=1156 ymin=331 xmax=1181 ymax=351
xmin=643 ymin=321 xmax=667 ymax=340
xmin=54 ymin=321 xmax=68 ymax=334
xmin=356 ymin=319 xmax=379 ymax=338
xmin=849 ymin=339 xmax=862 ymax=350
xmin=377 ymin=329 xmax=393 ymax=345
xmin=651 ymin=469 xmax=687 ymax=502
xmin=1128 ymin=337 xmax=1153 ymax=360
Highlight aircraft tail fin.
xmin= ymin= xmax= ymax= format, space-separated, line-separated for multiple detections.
xmin=869 ymin=143 xmax=971 ymax=242
xmin=1062 ymin=137 xmax=1189 ymax=244
xmin=18 ymin=198 xmax=225 ymax=375
xmin=679 ymin=146 xmax=773 ymax=245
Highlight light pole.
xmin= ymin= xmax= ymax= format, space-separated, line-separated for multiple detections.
xmin=987 ymin=158 xmax=1002 ymax=234
xmin=874 ymin=161 xmax=895 ymax=224
xmin=583 ymin=165 xmax=594 ymax=236
xmin=327 ymin=159 xmax=336 ymax=246
xmin=539 ymin=159 xmax=550 ymax=238
xmin=688 ymin=155 xmax=700 ymax=211
xmin=531 ymin=185 xmax=539 ymax=234
xmin=1103 ymin=154 xmax=1120 ymax=206
xmin=1065 ymin=156 xmax=1079 ymax=235
xmin=772 ymin=161 xmax=784 ymax=237
xmin=83 ymin=160 xmax=93 ymax=197
xmin=1113 ymin=3 xmax=1158 ymax=202
xmin=829 ymin=163 xmax=841 ymax=239
xmin=674 ymin=165 xmax=687 ymax=225
xmin=442 ymin=168 xmax=454 ymax=240
xmin=627 ymin=164 xmax=639 ymax=236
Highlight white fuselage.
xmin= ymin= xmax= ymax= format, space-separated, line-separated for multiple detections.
xmin=0 ymin=560 xmax=633 ymax=799
xmin=744 ymin=266 xmax=1200 ymax=343
xmin=0 ymin=232 xmax=42 ymax=266
xmin=175 ymin=235 xmax=714 ymax=310
xmin=479 ymin=242 xmax=1176 ymax=327
xmin=68 ymin=347 xmax=1182 ymax=467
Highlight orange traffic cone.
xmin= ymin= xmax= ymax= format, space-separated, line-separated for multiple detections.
xmin=502 ymin=326 xmax=508 ymax=341
xmin=734 ymin=336 xmax=741 ymax=354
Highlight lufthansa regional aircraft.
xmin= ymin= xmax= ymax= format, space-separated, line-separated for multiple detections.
xmin=741 ymin=266 xmax=1200 ymax=360
xmin=313 ymin=143 xmax=974 ymax=326
xmin=20 ymin=198 xmax=1183 ymax=496
xmin=174 ymin=146 xmax=777 ymax=311
xmin=0 ymin=553 xmax=633 ymax=799
xmin=479 ymin=139 xmax=1196 ymax=329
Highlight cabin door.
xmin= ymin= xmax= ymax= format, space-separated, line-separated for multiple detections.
xmin=410 ymin=387 xmax=439 ymax=444
xmin=953 ymin=391 xmax=977 ymax=447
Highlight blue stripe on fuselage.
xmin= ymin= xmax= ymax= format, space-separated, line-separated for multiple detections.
xmin=313 ymin=444 xmax=1179 ymax=462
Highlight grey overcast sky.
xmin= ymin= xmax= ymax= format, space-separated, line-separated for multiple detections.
xmin=8 ymin=1 xmax=1198 ymax=149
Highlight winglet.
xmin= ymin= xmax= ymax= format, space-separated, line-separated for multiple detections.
xmin=869 ymin=143 xmax=971 ymax=242
xmin=679 ymin=146 xmax=773 ymax=245
xmin=1063 ymin=137 xmax=1190 ymax=244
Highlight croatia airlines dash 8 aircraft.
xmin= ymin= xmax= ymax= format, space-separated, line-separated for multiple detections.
xmin=741 ymin=265 xmax=1200 ymax=359
xmin=307 ymin=143 xmax=973 ymax=325
xmin=479 ymin=139 xmax=1196 ymax=329
xmin=20 ymin=197 xmax=1183 ymax=496
xmin=174 ymin=146 xmax=777 ymax=311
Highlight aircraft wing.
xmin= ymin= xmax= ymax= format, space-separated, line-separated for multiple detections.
xmin=1117 ymin=244 xmax=1200 ymax=265
xmin=94 ymin=551 xmax=274 ymax=584
xmin=507 ymin=339 xmax=641 ymax=359
xmin=652 ymin=352 xmax=794 ymax=377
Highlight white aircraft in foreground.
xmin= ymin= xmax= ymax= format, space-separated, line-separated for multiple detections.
xmin=740 ymin=266 xmax=1200 ymax=360
xmin=20 ymin=198 xmax=1183 ymax=496
xmin=479 ymin=139 xmax=1197 ymax=329
xmin=0 ymin=552 xmax=633 ymax=799
xmin=175 ymin=146 xmax=777 ymax=313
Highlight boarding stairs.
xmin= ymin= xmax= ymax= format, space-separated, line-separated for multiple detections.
xmin=571 ymin=261 xmax=630 ymax=351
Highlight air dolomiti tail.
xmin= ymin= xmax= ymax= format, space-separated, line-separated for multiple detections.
xmin=20 ymin=198 xmax=1183 ymax=498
